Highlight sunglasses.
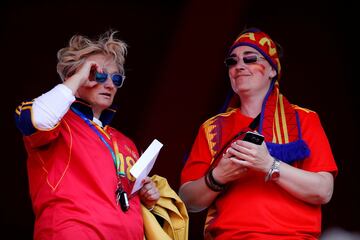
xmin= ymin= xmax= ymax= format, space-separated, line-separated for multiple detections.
xmin=95 ymin=72 xmax=125 ymax=88
xmin=224 ymin=55 xmax=265 ymax=68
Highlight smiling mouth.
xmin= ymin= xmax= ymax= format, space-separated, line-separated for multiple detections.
xmin=235 ymin=73 xmax=251 ymax=77
xmin=234 ymin=74 xmax=252 ymax=80
xmin=100 ymin=93 xmax=111 ymax=97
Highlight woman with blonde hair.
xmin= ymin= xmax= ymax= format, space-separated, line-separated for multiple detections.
xmin=15 ymin=30 xmax=159 ymax=239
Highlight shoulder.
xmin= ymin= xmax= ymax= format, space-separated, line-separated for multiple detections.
xmin=292 ymin=104 xmax=315 ymax=114
xmin=201 ymin=108 xmax=239 ymax=128
xmin=292 ymin=104 xmax=318 ymax=118
xmin=292 ymin=104 xmax=323 ymax=128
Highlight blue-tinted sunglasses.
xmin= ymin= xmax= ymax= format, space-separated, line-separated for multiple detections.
xmin=95 ymin=72 xmax=125 ymax=88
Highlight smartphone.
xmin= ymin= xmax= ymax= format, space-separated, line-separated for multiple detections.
xmin=242 ymin=131 xmax=264 ymax=145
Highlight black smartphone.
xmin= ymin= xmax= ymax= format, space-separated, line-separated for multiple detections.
xmin=242 ymin=131 xmax=264 ymax=145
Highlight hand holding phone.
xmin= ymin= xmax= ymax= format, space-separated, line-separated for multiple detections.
xmin=242 ymin=131 xmax=264 ymax=145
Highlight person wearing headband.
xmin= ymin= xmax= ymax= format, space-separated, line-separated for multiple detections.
xmin=14 ymin=30 xmax=160 ymax=239
xmin=179 ymin=28 xmax=338 ymax=239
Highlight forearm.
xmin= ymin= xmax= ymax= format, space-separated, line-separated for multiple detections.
xmin=276 ymin=162 xmax=334 ymax=205
xmin=179 ymin=177 xmax=221 ymax=212
xmin=63 ymin=74 xmax=84 ymax=95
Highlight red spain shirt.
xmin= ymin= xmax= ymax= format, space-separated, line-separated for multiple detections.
xmin=181 ymin=107 xmax=338 ymax=240
xmin=16 ymin=99 xmax=144 ymax=240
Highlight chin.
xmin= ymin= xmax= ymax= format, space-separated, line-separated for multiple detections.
xmin=97 ymin=100 xmax=113 ymax=109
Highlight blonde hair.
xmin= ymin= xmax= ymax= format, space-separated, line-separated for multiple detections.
xmin=56 ymin=30 xmax=127 ymax=81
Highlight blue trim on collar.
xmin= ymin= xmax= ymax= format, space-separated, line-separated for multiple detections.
xmin=71 ymin=98 xmax=117 ymax=126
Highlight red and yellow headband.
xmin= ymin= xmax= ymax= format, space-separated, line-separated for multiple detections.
xmin=228 ymin=28 xmax=281 ymax=80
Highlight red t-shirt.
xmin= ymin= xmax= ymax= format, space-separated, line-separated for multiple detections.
xmin=181 ymin=107 xmax=338 ymax=240
xmin=21 ymin=108 xmax=144 ymax=240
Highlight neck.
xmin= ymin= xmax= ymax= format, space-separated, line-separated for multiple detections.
xmin=240 ymin=105 xmax=261 ymax=118
xmin=239 ymin=95 xmax=263 ymax=118
xmin=93 ymin=108 xmax=102 ymax=119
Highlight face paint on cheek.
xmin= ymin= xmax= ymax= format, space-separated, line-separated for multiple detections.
xmin=253 ymin=64 xmax=266 ymax=76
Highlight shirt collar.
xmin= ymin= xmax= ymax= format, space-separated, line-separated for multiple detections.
xmin=71 ymin=98 xmax=117 ymax=126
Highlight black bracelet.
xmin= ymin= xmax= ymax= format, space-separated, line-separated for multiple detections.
xmin=204 ymin=168 xmax=226 ymax=192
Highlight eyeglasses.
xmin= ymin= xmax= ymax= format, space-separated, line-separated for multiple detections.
xmin=224 ymin=55 xmax=265 ymax=68
xmin=95 ymin=72 xmax=125 ymax=88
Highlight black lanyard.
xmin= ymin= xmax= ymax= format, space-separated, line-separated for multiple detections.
xmin=212 ymin=113 xmax=260 ymax=166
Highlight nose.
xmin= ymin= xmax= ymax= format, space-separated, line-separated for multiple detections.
xmin=233 ymin=58 xmax=246 ymax=69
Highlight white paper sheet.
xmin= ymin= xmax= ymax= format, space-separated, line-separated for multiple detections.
xmin=130 ymin=139 xmax=163 ymax=194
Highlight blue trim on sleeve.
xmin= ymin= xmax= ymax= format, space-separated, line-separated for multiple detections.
xmin=14 ymin=101 xmax=37 ymax=136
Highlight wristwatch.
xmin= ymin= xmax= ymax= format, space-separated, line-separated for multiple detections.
xmin=265 ymin=158 xmax=281 ymax=182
